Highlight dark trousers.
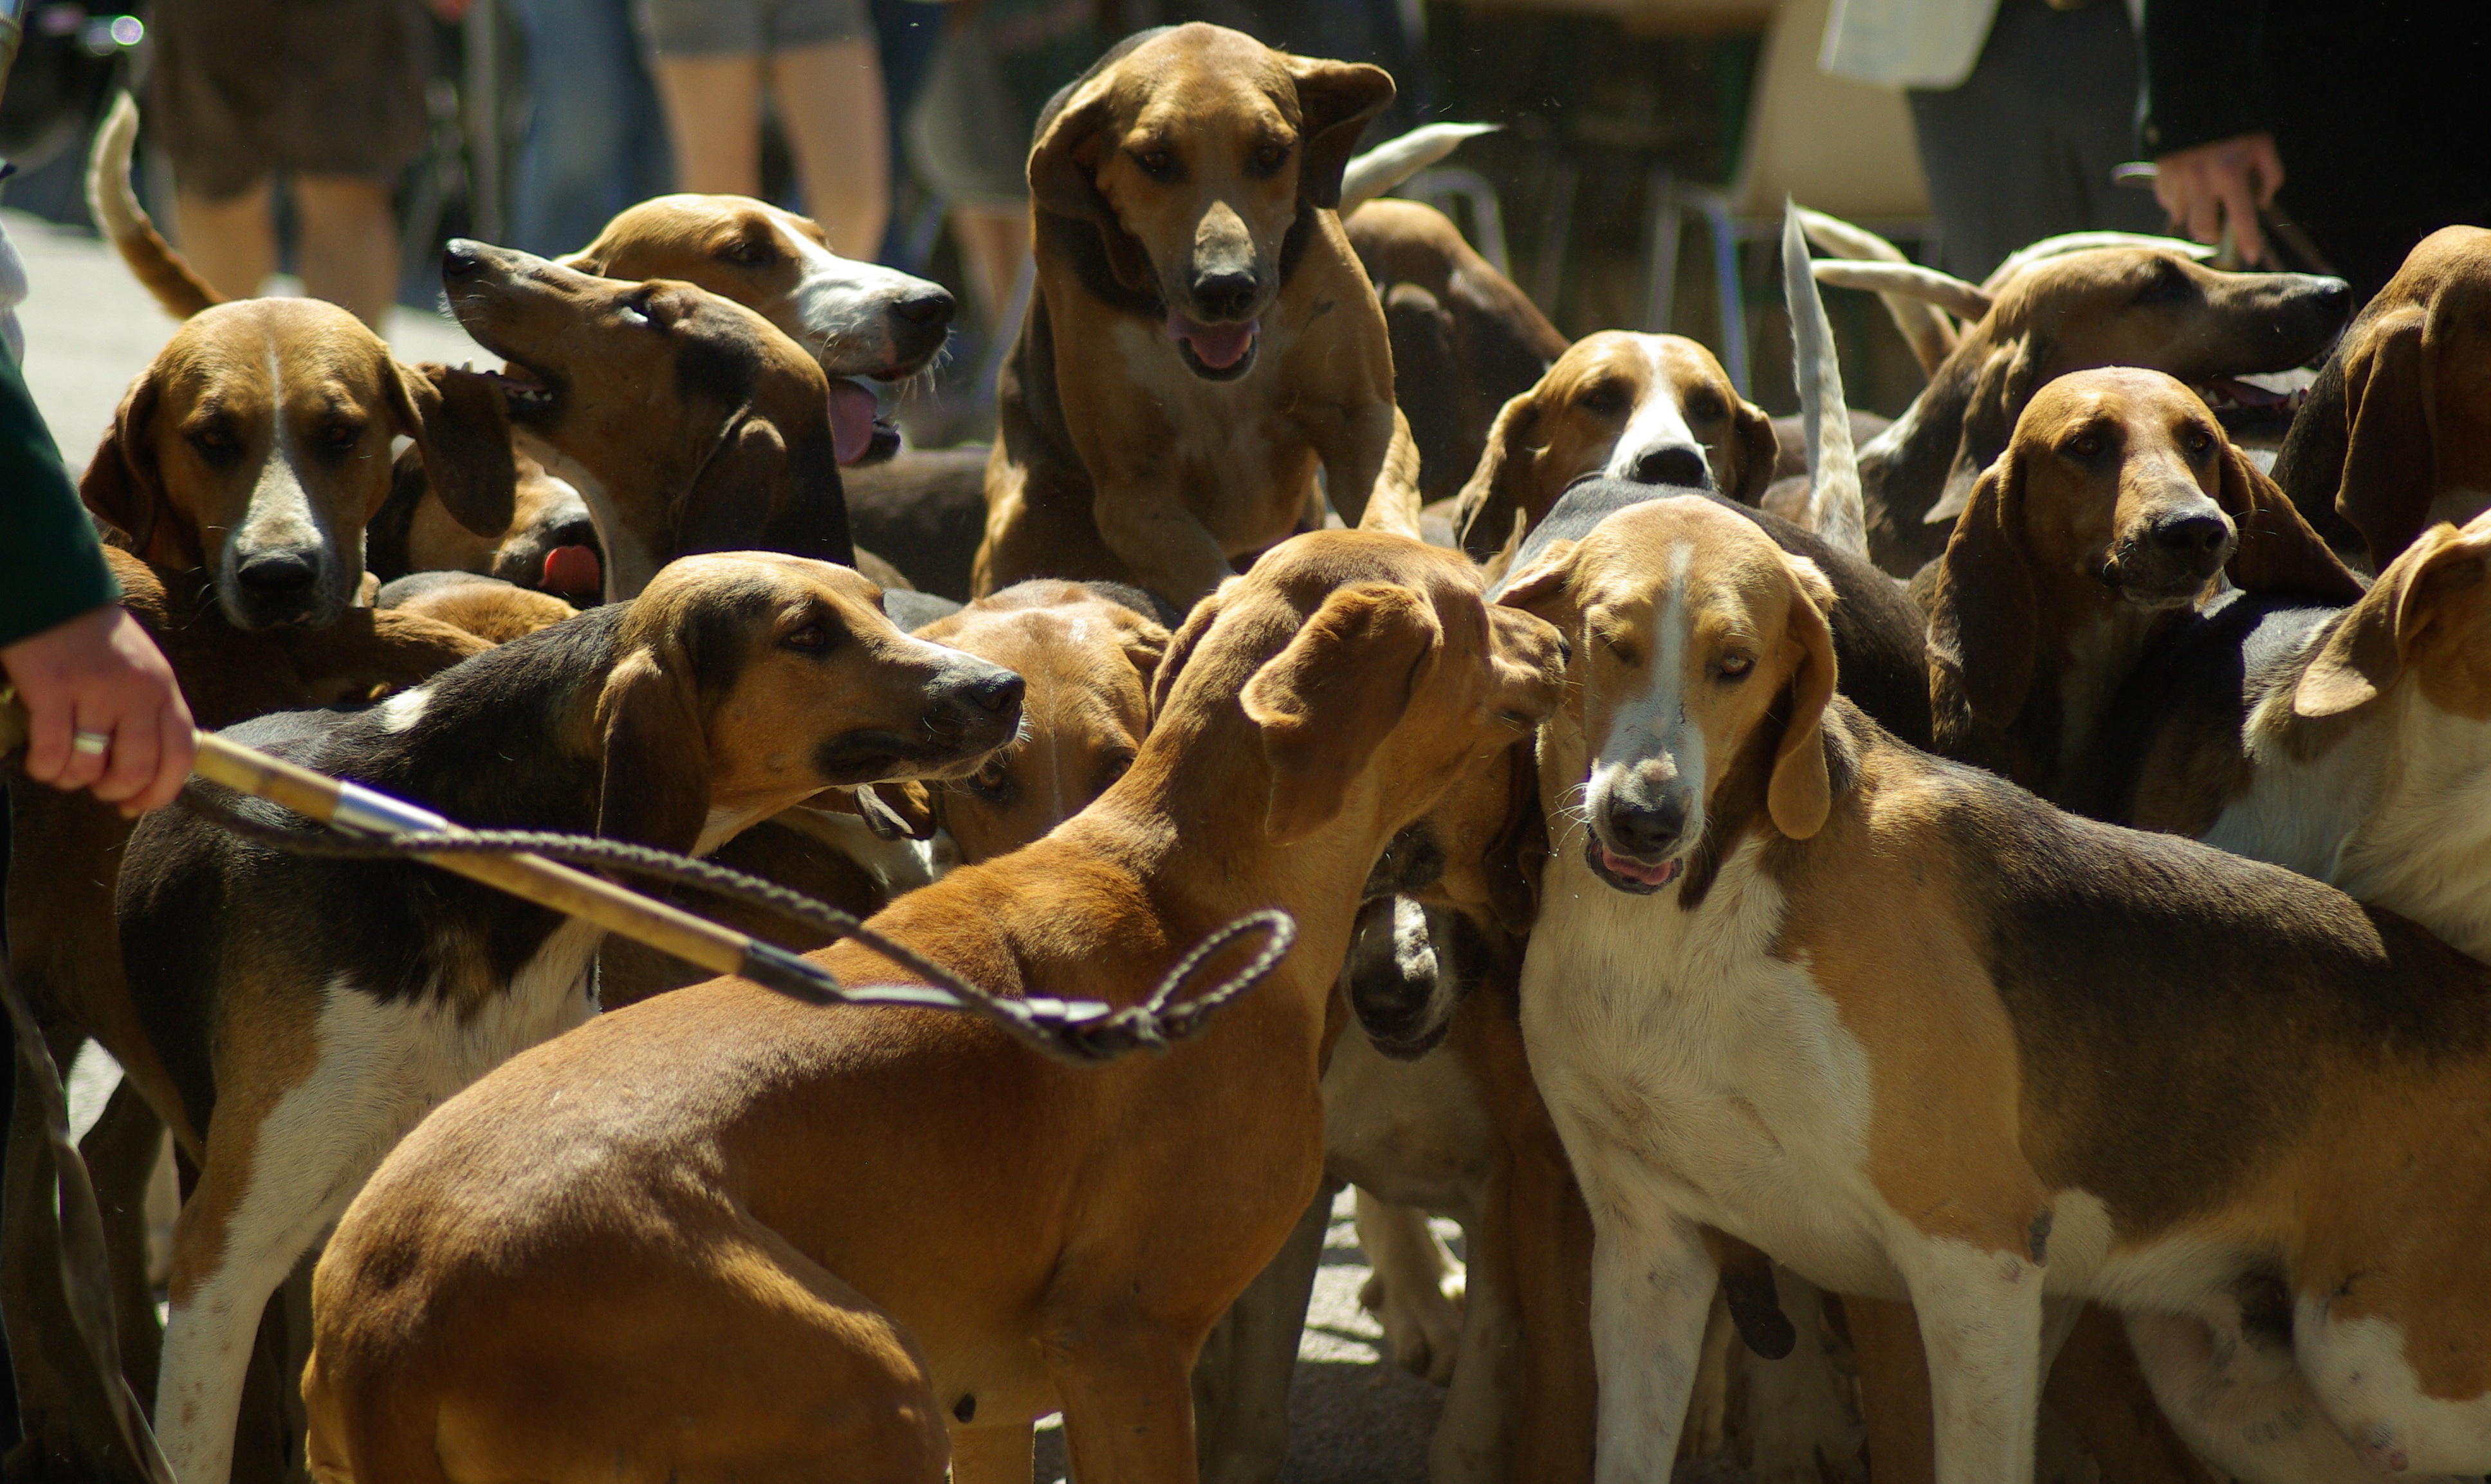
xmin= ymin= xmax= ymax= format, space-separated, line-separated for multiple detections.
xmin=1907 ymin=0 xmax=2165 ymax=284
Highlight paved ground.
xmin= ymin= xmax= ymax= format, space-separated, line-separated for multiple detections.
xmin=14 ymin=209 xmax=1452 ymax=1484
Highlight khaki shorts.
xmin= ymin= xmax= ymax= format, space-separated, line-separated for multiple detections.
xmin=145 ymin=0 xmax=434 ymax=201
xmin=638 ymin=0 xmax=870 ymax=57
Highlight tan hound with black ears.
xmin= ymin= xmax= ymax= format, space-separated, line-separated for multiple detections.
xmin=1499 ymin=493 xmax=2491 ymax=1484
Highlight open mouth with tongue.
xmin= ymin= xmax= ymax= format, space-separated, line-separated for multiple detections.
xmin=1167 ymin=310 xmax=1260 ymax=381
xmin=2195 ymin=370 xmax=2312 ymax=439
xmin=827 ymin=378 xmax=897 ymax=466
xmin=538 ymin=544 xmax=603 ymax=600
xmin=1586 ymin=836 xmax=1684 ymax=895
xmin=484 ymin=361 xmax=559 ymax=421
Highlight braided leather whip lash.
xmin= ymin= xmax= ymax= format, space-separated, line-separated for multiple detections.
xmin=178 ymin=788 xmax=1295 ymax=1065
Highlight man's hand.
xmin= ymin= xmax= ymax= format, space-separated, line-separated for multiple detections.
xmin=2 ymin=603 xmax=196 ymax=814
xmin=2154 ymin=132 xmax=2286 ymax=266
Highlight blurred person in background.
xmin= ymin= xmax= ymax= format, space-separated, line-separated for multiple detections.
xmin=904 ymin=0 xmax=1094 ymax=330
xmin=2142 ymin=1 xmax=2491 ymax=303
xmin=639 ymin=0 xmax=890 ymax=259
xmin=1823 ymin=0 xmax=2164 ymax=284
xmin=508 ymin=0 xmax=672 ymax=255
xmin=145 ymin=0 xmax=455 ymax=327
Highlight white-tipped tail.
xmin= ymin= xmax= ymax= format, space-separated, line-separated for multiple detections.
xmin=1784 ymin=203 xmax=1866 ymax=563
xmin=1339 ymin=122 xmax=1501 ymax=215
xmin=86 ymin=93 xmax=221 ymax=318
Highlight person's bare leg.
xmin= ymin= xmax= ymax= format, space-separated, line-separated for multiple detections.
xmin=951 ymin=205 xmax=1031 ymax=330
xmin=172 ymin=178 xmax=277 ymax=301
xmin=292 ymin=174 xmax=400 ymax=329
xmin=654 ymin=55 xmax=766 ymax=198
xmin=770 ymin=41 xmax=888 ymax=259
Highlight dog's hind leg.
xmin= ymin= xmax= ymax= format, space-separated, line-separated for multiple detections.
xmin=1354 ymin=1189 xmax=1464 ymax=1384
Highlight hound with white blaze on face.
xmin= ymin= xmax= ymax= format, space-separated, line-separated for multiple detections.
xmin=1497 ymin=495 xmax=2491 ymax=1484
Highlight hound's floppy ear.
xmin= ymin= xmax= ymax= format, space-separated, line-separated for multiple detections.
xmin=1482 ymin=737 xmax=1549 ymax=936
xmin=1456 ymin=392 xmax=1547 ymax=562
xmin=1028 ymin=83 xmax=1157 ymax=293
xmin=1493 ymin=538 xmax=1579 ymax=623
xmin=1148 ymin=587 xmax=1226 ymax=717
xmin=1769 ymin=556 xmax=1839 ymax=839
xmin=80 ymin=367 xmax=190 ymax=564
xmin=2293 ymin=522 xmax=2488 ymax=717
xmin=2213 ymin=441 xmax=2367 ymax=603
xmin=1285 ymin=57 xmax=1395 ymax=211
xmin=677 ymin=412 xmax=857 ymax=569
xmin=1116 ymin=612 xmax=1174 ymax=701
xmin=1929 ymin=450 xmax=2037 ymax=727
xmin=2333 ymin=306 xmax=2438 ymax=570
xmin=595 ymin=646 xmax=713 ymax=853
xmin=1727 ymin=395 xmax=1781 ymax=506
xmin=389 ymin=362 xmax=517 ymax=539
xmin=1242 ymin=583 xmax=1440 ymax=843
xmin=1935 ymin=336 xmax=2046 ymax=526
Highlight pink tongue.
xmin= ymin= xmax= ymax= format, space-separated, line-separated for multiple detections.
xmin=540 ymin=544 xmax=602 ymax=596
xmin=2210 ymin=376 xmax=2292 ymax=408
xmin=827 ymin=380 xmax=880 ymax=465
xmin=1166 ymin=311 xmax=1258 ymax=369
xmin=1602 ymin=847 xmax=1682 ymax=886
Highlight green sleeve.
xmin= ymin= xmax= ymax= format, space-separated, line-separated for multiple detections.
xmin=0 ymin=340 xmax=118 ymax=650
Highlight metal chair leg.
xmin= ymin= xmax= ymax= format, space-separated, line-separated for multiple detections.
xmin=1641 ymin=165 xmax=1681 ymax=334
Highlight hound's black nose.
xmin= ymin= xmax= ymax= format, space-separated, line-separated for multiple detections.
xmin=1604 ymin=791 xmax=1689 ymax=859
xmin=235 ymin=549 xmax=318 ymax=600
xmin=893 ymin=289 xmax=955 ymax=328
xmin=965 ymin=670 xmax=1025 ymax=715
xmin=1191 ymin=270 xmax=1259 ymax=322
xmin=2150 ymin=511 xmax=2235 ymax=577
xmin=441 ymin=239 xmax=486 ymax=281
xmin=1628 ymin=444 xmax=1711 ymax=489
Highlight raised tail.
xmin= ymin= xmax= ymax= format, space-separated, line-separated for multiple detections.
xmin=1783 ymin=203 xmax=1866 ymax=563
xmin=1338 ymin=122 xmax=1500 ymax=216
xmin=87 ymin=94 xmax=223 ymax=319
xmin=1794 ymin=205 xmax=1958 ymax=377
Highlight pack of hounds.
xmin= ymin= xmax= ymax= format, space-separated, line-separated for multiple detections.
xmin=12 ymin=21 xmax=2491 ymax=1484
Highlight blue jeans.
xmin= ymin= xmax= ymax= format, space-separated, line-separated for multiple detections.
xmin=506 ymin=0 xmax=674 ymax=257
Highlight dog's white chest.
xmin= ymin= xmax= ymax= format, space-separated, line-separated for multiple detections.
xmin=1521 ymin=848 xmax=1894 ymax=1294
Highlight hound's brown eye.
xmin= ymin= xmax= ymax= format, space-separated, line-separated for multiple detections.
xmin=783 ymin=621 xmax=827 ymax=651
xmin=190 ymin=425 xmax=237 ymax=455
xmin=1579 ymin=383 xmax=1628 ymax=416
xmin=2072 ymin=432 xmax=2104 ymax=458
xmin=968 ymin=755 xmax=1015 ymax=802
xmin=1684 ymin=392 xmax=1726 ymax=423
xmin=2185 ymin=426 xmax=2216 ymax=455
xmin=721 ymin=237 xmax=777 ymax=266
xmin=324 ymin=422 xmax=362 ymax=446
xmin=1717 ymin=653 xmax=1754 ymax=680
xmin=1136 ymin=149 xmax=1175 ymax=178
xmin=1252 ymin=143 xmax=1287 ymax=171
